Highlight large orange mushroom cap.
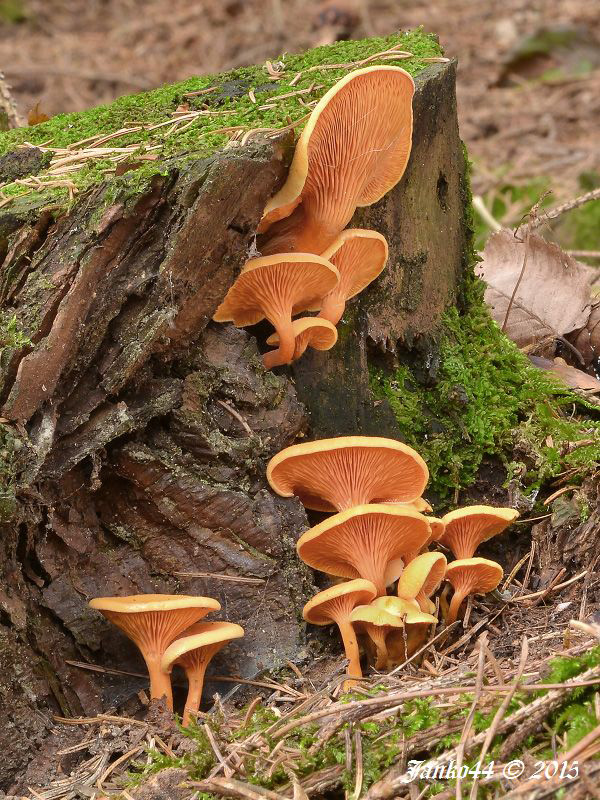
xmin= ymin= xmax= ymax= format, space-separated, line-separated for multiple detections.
xmin=267 ymin=436 xmax=428 ymax=513
xmin=89 ymin=594 xmax=221 ymax=708
xmin=303 ymin=579 xmax=377 ymax=688
xmin=296 ymin=503 xmax=431 ymax=596
xmin=311 ymin=229 xmax=388 ymax=325
xmin=397 ymin=552 xmax=447 ymax=611
xmin=259 ymin=66 xmax=414 ymax=255
xmin=266 ymin=316 xmax=338 ymax=361
xmin=444 ymin=557 xmax=504 ymax=625
xmin=213 ymin=254 xmax=339 ymax=369
xmin=161 ymin=621 xmax=244 ymax=726
xmin=439 ymin=506 xmax=519 ymax=559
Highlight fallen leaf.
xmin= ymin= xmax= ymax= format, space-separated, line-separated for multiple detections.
xmin=529 ymin=355 xmax=600 ymax=392
xmin=27 ymin=101 xmax=50 ymax=126
xmin=567 ymin=301 xmax=600 ymax=366
xmin=480 ymin=228 xmax=592 ymax=352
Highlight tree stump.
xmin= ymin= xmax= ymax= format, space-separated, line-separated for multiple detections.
xmin=0 ymin=32 xmax=469 ymax=788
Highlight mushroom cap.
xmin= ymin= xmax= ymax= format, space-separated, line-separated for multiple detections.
xmin=303 ymin=579 xmax=377 ymax=625
xmin=212 ymin=254 xmax=339 ymax=327
xmin=350 ymin=604 xmax=406 ymax=630
xmin=306 ymin=229 xmax=388 ymax=314
xmin=266 ymin=316 xmax=338 ymax=356
xmin=89 ymin=595 xmax=221 ymax=614
xmin=445 ymin=558 xmax=504 ymax=595
xmin=89 ymin=595 xmax=222 ymax=656
xmin=372 ymin=595 xmax=438 ymax=625
xmin=259 ymin=66 xmax=414 ymax=235
xmin=411 ymin=498 xmax=434 ymax=514
xmin=161 ymin=621 xmax=244 ymax=672
xmin=397 ymin=552 xmax=447 ymax=600
xmin=439 ymin=506 xmax=519 ymax=558
xmin=267 ymin=435 xmax=428 ymax=512
xmin=425 ymin=516 xmax=445 ymax=540
xmin=296 ymin=503 xmax=431 ymax=591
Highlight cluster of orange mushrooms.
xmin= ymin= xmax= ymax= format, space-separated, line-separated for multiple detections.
xmin=213 ymin=65 xmax=415 ymax=369
xmin=88 ymin=595 xmax=244 ymax=726
xmin=267 ymin=435 xmax=519 ymax=687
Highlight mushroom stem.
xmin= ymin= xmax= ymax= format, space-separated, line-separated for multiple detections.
xmin=367 ymin=626 xmax=389 ymax=670
xmin=446 ymin=589 xmax=467 ymax=626
xmin=263 ymin=317 xmax=296 ymax=369
xmin=182 ymin=664 xmax=209 ymax=727
xmin=337 ymin=619 xmax=363 ymax=690
xmin=146 ymin=657 xmax=174 ymax=709
xmin=318 ymin=297 xmax=346 ymax=326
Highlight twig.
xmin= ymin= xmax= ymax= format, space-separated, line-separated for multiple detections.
xmin=455 ymin=635 xmax=487 ymax=800
xmin=0 ymin=70 xmax=23 ymax=128
xmin=353 ymin=730 xmax=364 ymax=800
xmin=473 ymin=196 xmax=502 ymax=232
xmin=187 ymin=776 xmax=287 ymax=799
xmin=173 ymin=571 xmax=264 ymax=584
xmin=511 ymin=568 xmax=586 ymax=603
xmin=528 ymin=188 xmax=600 ymax=231
xmin=216 ymin=399 xmax=253 ymax=435
xmin=469 ymin=637 xmax=528 ymax=800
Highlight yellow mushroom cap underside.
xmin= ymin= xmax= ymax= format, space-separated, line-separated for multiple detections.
xmin=266 ymin=316 xmax=338 ymax=354
xmin=296 ymin=503 xmax=431 ymax=587
xmin=161 ymin=621 xmax=244 ymax=671
xmin=397 ymin=552 xmax=447 ymax=599
xmin=304 ymin=229 xmax=388 ymax=313
xmin=371 ymin=595 xmax=436 ymax=625
xmin=89 ymin=594 xmax=221 ymax=614
xmin=439 ymin=506 xmax=519 ymax=558
xmin=445 ymin=558 xmax=504 ymax=595
xmin=212 ymin=254 xmax=339 ymax=327
xmin=267 ymin=435 xmax=428 ymax=512
xmin=259 ymin=66 xmax=415 ymax=233
xmin=303 ymin=579 xmax=377 ymax=625
xmin=350 ymin=604 xmax=406 ymax=630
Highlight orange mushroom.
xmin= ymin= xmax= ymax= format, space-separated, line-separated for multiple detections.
xmin=397 ymin=551 xmax=447 ymax=612
xmin=371 ymin=596 xmax=437 ymax=665
xmin=296 ymin=503 xmax=431 ymax=596
xmin=349 ymin=604 xmax=406 ymax=669
xmin=258 ymin=66 xmax=414 ymax=255
xmin=267 ymin=436 xmax=428 ymax=512
xmin=444 ymin=558 xmax=504 ymax=625
xmin=212 ymin=254 xmax=339 ymax=369
xmin=89 ymin=594 xmax=221 ymax=708
xmin=312 ymin=229 xmax=388 ymax=324
xmin=303 ymin=579 xmax=377 ymax=689
xmin=161 ymin=621 xmax=244 ymax=726
xmin=265 ymin=316 xmax=338 ymax=361
xmin=439 ymin=506 xmax=519 ymax=559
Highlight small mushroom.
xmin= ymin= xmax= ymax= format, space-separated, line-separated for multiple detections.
xmin=349 ymin=604 xmax=406 ymax=669
xmin=314 ymin=229 xmax=388 ymax=324
xmin=371 ymin=596 xmax=437 ymax=665
xmin=89 ymin=594 xmax=221 ymax=708
xmin=444 ymin=558 xmax=504 ymax=625
xmin=265 ymin=316 xmax=338 ymax=361
xmin=212 ymin=254 xmax=339 ymax=369
xmin=397 ymin=551 xmax=447 ymax=612
xmin=161 ymin=621 xmax=244 ymax=726
xmin=267 ymin=435 xmax=428 ymax=512
xmin=258 ymin=66 xmax=414 ymax=255
xmin=439 ymin=506 xmax=519 ymax=558
xmin=296 ymin=503 xmax=431 ymax=596
xmin=303 ymin=579 xmax=377 ymax=689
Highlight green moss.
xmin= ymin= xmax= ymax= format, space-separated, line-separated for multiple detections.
xmin=0 ymin=29 xmax=441 ymax=213
xmin=370 ymin=275 xmax=600 ymax=504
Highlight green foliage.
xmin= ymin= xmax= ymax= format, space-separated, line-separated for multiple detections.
xmin=370 ymin=275 xmax=600 ymax=505
xmin=473 ymin=176 xmax=552 ymax=249
xmin=0 ymin=311 xmax=31 ymax=349
xmin=0 ymin=0 xmax=27 ymax=23
xmin=0 ymin=29 xmax=442 ymax=211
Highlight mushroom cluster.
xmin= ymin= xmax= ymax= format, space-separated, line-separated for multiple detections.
xmin=267 ymin=436 xmax=518 ymax=685
xmin=213 ymin=66 xmax=414 ymax=369
xmin=89 ymin=594 xmax=244 ymax=726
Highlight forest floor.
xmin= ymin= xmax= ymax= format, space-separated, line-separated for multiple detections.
xmin=2 ymin=1 xmax=600 ymax=798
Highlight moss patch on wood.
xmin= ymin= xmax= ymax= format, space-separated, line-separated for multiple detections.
xmin=0 ymin=29 xmax=441 ymax=214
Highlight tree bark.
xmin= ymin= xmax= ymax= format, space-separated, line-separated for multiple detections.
xmin=0 ymin=60 xmax=468 ymax=790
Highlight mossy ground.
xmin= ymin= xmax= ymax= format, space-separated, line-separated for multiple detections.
xmin=370 ymin=275 xmax=600 ymax=506
xmin=124 ymin=647 xmax=600 ymax=799
xmin=0 ymin=29 xmax=441 ymax=213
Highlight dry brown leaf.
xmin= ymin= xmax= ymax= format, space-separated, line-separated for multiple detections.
xmin=529 ymin=355 xmax=600 ymax=393
xmin=567 ymin=301 xmax=600 ymax=367
xmin=27 ymin=101 xmax=50 ymax=126
xmin=480 ymin=229 xmax=592 ymax=351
